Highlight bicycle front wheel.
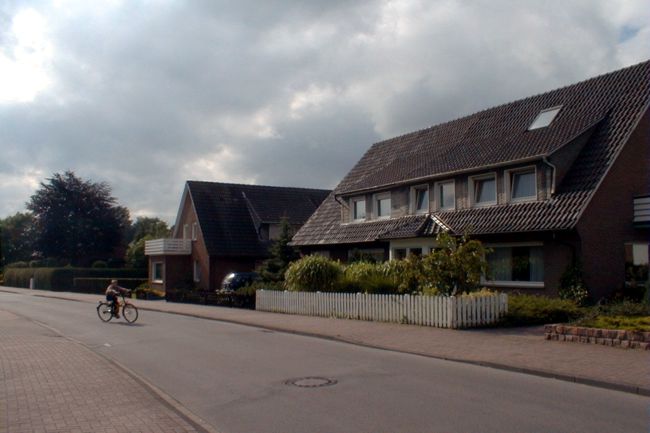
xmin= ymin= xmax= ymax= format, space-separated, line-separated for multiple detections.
xmin=122 ymin=303 xmax=139 ymax=323
xmin=97 ymin=303 xmax=113 ymax=322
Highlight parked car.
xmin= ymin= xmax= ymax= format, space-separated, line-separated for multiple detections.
xmin=219 ymin=272 xmax=259 ymax=293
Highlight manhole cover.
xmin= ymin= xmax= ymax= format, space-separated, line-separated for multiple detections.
xmin=284 ymin=377 xmax=338 ymax=388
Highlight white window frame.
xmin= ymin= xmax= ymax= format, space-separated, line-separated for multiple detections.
xmin=469 ymin=172 xmax=498 ymax=207
xmin=152 ymin=261 xmax=164 ymax=283
xmin=506 ymin=166 xmax=537 ymax=203
xmin=389 ymin=239 xmax=437 ymax=260
xmin=410 ymin=184 xmax=430 ymax=214
xmin=182 ymin=224 xmax=190 ymax=239
xmin=373 ymin=192 xmax=392 ymax=220
xmin=351 ymin=196 xmax=367 ymax=222
xmin=434 ymin=180 xmax=456 ymax=211
xmin=482 ymin=242 xmax=545 ymax=289
xmin=528 ymin=105 xmax=562 ymax=130
xmin=193 ymin=260 xmax=201 ymax=282
xmin=191 ymin=222 xmax=198 ymax=241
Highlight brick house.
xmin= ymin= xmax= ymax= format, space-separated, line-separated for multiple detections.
xmin=145 ymin=181 xmax=330 ymax=292
xmin=291 ymin=61 xmax=650 ymax=299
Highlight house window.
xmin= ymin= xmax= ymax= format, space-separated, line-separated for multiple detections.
xmin=412 ymin=185 xmax=429 ymax=214
xmin=348 ymin=248 xmax=385 ymax=263
xmin=436 ymin=180 xmax=455 ymax=211
xmin=486 ymin=245 xmax=544 ymax=286
xmin=352 ymin=197 xmax=366 ymax=221
xmin=528 ymin=106 xmax=562 ymax=130
xmin=374 ymin=192 xmax=391 ymax=219
xmin=471 ymin=174 xmax=497 ymax=206
xmin=193 ymin=260 xmax=201 ymax=282
xmin=152 ymin=262 xmax=164 ymax=283
xmin=509 ymin=168 xmax=537 ymax=202
xmin=393 ymin=248 xmax=407 ymax=260
xmin=191 ymin=222 xmax=198 ymax=241
xmin=183 ymin=224 xmax=190 ymax=239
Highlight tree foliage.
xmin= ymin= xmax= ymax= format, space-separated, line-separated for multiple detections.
xmin=257 ymin=218 xmax=300 ymax=282
xmin=26 ymin=171 xmax=130 ymax=265
xmin=127 ymin=216 xmax=170 ymax=244
xmin=0 ymin=212 xmax=37 ymax=267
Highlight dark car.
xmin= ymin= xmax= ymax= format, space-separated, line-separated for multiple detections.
xmin=219 ymin=272 xmax=259 ymax=293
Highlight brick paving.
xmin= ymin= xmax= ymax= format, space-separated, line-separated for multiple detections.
xmin=0 ymin=310 xmax=204 ymax=433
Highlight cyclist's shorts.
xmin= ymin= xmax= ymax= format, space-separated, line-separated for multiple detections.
xmin=106 ymin=294 xmax=117 ymax=302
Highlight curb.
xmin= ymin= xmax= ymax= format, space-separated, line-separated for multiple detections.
xmin=3 ymin=287 xmax=649 ymax=397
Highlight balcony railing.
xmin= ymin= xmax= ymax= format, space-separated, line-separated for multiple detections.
xmin=634 ymin=195 xmax=650 ymax=226
xmin=144 ymin=238 xmax=192 ymax=256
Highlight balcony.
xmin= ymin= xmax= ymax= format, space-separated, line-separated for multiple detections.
xmin=634 ymin=195 xmax=650 ymax=227
xmin=144 ymin=238 xmax=192 ymax=256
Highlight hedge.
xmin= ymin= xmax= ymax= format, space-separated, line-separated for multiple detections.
xmin=72 ymin=278 xmax=148 ymax=294
xmin=3 ymin=267 xmax=147 ymax=292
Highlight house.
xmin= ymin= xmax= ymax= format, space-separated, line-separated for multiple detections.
xmin=291 ymin=61 xmax=650 ymax=299
xmin=144 ymin=181 xmax=330 ymax=292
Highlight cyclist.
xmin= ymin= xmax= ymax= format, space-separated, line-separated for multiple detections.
xmin=105 ymin=279 xmax=130 ymax=318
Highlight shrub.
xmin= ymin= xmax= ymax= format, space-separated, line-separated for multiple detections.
xmin=91 ymin=260 xmax=108 ymax=268
xmin=501 ymin=294 xmax=581 ymax=326
xmin=72 ymin=277 xmax=148 ymax=294
xmin=341 ymin=261 xmax=396 ymax=294
xmin=381 ymin=257 xmax=424 ymax=294
xmin=6 ymin=261 xmax=28 ymax=268
xmin=29 ymin=260 xmax=44 ymax=268
xmin=242 ymin=280 xmax=285 ymax=292
xmin=559 ymin=260 xmax=589 ymax=305
xmin=3 ymin=267 xmax=146 ymax=291
xmin=3 ymin=268 xmax=34 ymax=287
xmin=285 ymin=255 xmax=343 ymax=292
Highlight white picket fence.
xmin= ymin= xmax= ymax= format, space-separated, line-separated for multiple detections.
xmin=256 ymin=290 xmax=508 ymax=329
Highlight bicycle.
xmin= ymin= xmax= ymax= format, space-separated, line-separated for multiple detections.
xmin=97 ymin=292 xmax=139 ymax=323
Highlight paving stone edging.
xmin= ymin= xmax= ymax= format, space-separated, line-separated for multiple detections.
xmin=545 ymin=324 xmax=650 ymax=350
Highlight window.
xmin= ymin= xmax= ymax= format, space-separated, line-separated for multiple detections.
xmin=352 ymin=197 xmax=366 ymax=221
xmin=509 ymin=168 xmax=537 ymax=201
xmin=486 ymin=245 xmax=544 ymax=286
xmin=152 ymin=262 xmax=164 ymax=283
xmin=412 ymin=185 xmax=429 ymax=214
xmin=348 ymin=248 xmax=385 ymax=262
xmin=193 ymin=260 xmax=201 ymax=282
xmin=182 ymin=224 xmax=189 ymax=239
xmin=191 ymin=222 xmax=198 ymax=240
xmin=374 ymin=192 xmax=391 ymax=219
xmin=528 ymin=106 xmax=562 ymax=130
xmin=393 ymin=248 xmax=407 ymax=260
xmin=471 ymin=174 xmax=497 ymax=206
xmin=436 ymin=180 xmax=455 ymax=211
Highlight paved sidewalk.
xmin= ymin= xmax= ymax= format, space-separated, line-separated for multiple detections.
xmin=0 ymin=308 xmax=214 ymax=433
xmin=2 ymin=287 xmax=649 ymax=396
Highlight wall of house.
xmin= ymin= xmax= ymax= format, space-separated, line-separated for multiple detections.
xmin=148 ymin=255 xmax=192 ymax=292
xmin=174 ymin=191 xmax=211 ymax=291
xmin=300 ymin=243 xmax=389 ymax=263
xmin=577 ymin=109 xmax=650 ymax=300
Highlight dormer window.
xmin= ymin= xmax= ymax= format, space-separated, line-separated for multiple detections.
xmin=411 ymin=185 xmax=429 ymax=214
xmin=374 ymin=192 xmax=391 ymax=219
xmin=508 ymin=167 xmax=537 ymax=202
xmin=528 ymin=106 xmax=562 ymax=130
xmin=470 ymin=173 xmax=497 ymax=207
xmin=352 ymin=197 xmax=366 ymax=222
xmin=435 ymin=180 xmax=455 ymax=211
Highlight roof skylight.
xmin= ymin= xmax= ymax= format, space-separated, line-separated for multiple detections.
xmin=528 ymin=106 xmax=562 ymax=130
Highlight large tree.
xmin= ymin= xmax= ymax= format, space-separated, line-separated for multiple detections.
xmin=257 ymin=218 xmax=300 ymax=282
xmin=0 ymin=212 xmax=37 ymax=267
xmin=27 ymin=171 xmax=130 ymax=265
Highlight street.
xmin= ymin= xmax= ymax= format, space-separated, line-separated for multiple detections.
xmin=1 ymin=291 xmax=647 ymax=433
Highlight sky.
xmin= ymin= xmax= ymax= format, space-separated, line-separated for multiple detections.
xmin=1 ymin=0 xmax=649 ymax=224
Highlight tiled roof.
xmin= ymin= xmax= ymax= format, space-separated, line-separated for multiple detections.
xmin=292 ymin=61 xmax=650 ymax=246
xmin=187 ymin=181 xmax=330 ymax=256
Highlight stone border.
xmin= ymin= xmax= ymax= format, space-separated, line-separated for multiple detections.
xmin=545 ymin=324 xmax=650 ymax=350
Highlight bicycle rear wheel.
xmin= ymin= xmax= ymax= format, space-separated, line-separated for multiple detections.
xmin=122 ymin=303 xmax=139 ymax=323
xmin=97 ymin=302 xmax=113 ymax=322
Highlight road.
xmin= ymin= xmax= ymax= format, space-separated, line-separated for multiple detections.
xmin=1 ymin=291 xmax=647 ymax=433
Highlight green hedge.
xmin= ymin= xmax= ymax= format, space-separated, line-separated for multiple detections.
xmin=501 ymin=294 xmax=582 ymax=326
xmin=73 ymin=278 xmax=148 ymax=294
xmin=3 ymin=267 xmax=147 ymax=291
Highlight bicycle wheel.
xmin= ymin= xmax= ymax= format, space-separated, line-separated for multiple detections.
xmin=97 ymin=302 xmax=113 ymax=322
xmin=122 ymin=303 xmax=139 ymax=323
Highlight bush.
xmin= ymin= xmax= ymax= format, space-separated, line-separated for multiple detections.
xmin=559 ymin=260 xmax=589 ymax=305
xmin=72 ymin=277 xmax=148 ymax=294
xmin=242 ymin=280 xmax=285 ymax=292
xmin=6 ymin=261 xmax=28 ymax=268
xmin=382 ymin=255 xmax=426 ymax=294
xmin=91 ymin=260 xmax=108 ymax=268
xmin=29 ymin=260 xmax=44 ymax=268
xmin=285 ymin=255 xmax=343 ymax=292
xmin=501 ymin=294 xmax=581 ymax=326
xmin=3 ymin=267 xmax=147 ymax=291
xmin=340 ymin=261 xmax=396 ymax=294
xmin=3 ymin=268 xmax=34 ymax=287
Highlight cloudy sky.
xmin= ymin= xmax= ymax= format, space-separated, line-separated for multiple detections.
xmin=1 ymin=0 xmax=648 ymax=224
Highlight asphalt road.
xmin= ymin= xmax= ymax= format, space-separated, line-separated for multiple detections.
xmin=1 ymin=292 xmax=647 ymax=433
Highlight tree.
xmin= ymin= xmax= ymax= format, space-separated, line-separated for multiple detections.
xmin=0 ymin=212 xmax=37 ymax=267
xmin=258 ymin=218 xmax=300 ymax=282
xmin=124 ymin=217 xmax=170 ymax=268
xmin=27 ymin=171 xmax=130 ymax=266
xmin=421 ymin=232 xmax=489 ymax=295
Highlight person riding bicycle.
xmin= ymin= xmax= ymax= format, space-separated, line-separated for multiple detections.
xmin=105 ymin=280 xmax=130 ymax=318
